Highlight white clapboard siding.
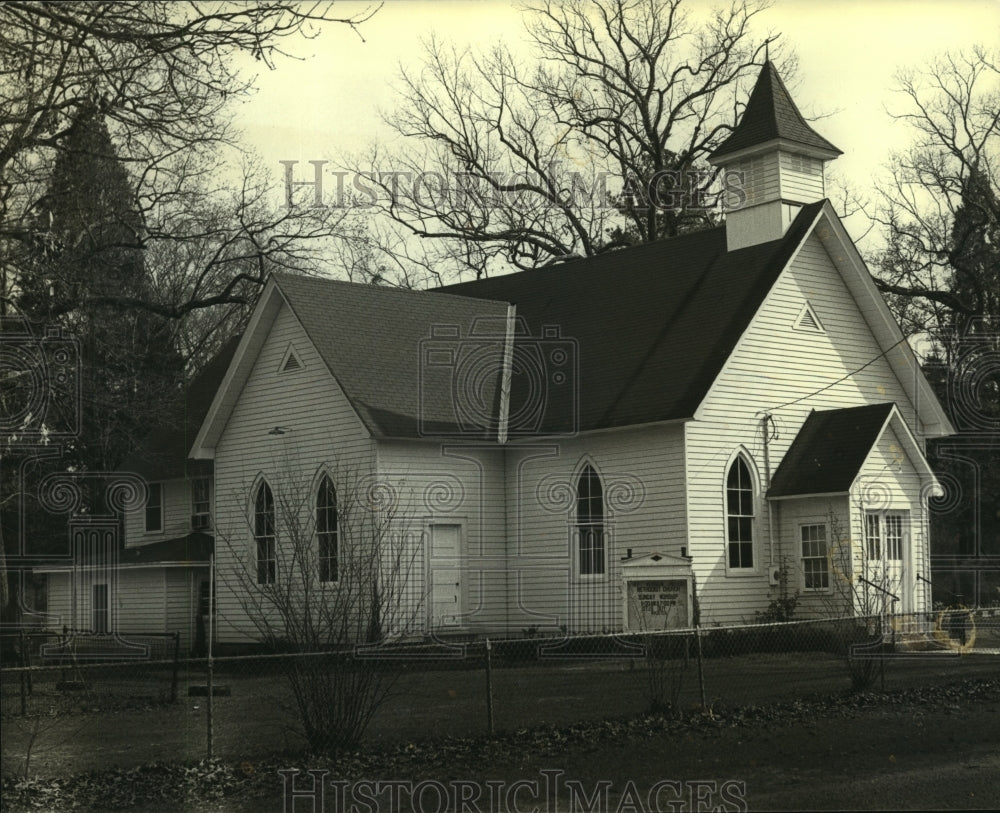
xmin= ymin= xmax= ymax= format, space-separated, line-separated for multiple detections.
xmin=125 ymin=477 xmax=198 ymax=547
xmin=733 ymin=152 xmax=782 ymax=205
xmin=165 ymin=568 xmax=201 ymax=652
xmin=688 ymin=232 xmax=926 ymax=624
xmin=114 ymin=570 xmax=167 ymax=634
xmin=776 ymin=496 xmax=852 ymax=619
xmin=778 ymin=152 xmax=825 ymax=202
xmin=45 ymin=572 xmax=72 ymax=630
xmin=377 ymin=441 xmax=507 ymax=634
xmin=212 ymin=301 xmax=376 ymax=643
xmin=850 ymin=423 xmax=930 ymax=613
xmin=504 ymin=423 xmax=687 ymax=633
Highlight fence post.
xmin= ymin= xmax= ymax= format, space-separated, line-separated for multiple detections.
xmin=206 ymin=553 xmax=214 ymax=760
xmin=170 ymin=632 xmax=180 ymax=703
xmin=23 ymin=632 xmax=33 ymax=694
xmin=695 ymin=626 xmax=706 ymax=710
xmin=19 ymin=631 xmax=27 ymax=716
xmin=484 ymin=638 xmax=495 ymax=737
xmin=880 ymin=616 xmax=886 ymax=692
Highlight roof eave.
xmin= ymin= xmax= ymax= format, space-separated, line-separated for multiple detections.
xmin=847 ymin=404 xmax=942 ymax=496
xmin=710 ymin=137 xmax=842 ymax=166
xmin=812 ymin=207 xmax=956 ymax=440
xmin=190 ymin=277 xmax=284 ymax=459
xmin=767 ymin=490 xmax=850 ymax=501
xmin=692 ymin=202 xmax=827 ymax=422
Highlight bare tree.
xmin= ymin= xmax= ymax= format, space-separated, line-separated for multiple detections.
xmin=348 ymin=0 xmax=786 ymax=281
xmin=219 ymin=460 xmax=424 ymax=752
xmin=823 ymin=506 xmax=900 ymax=691
xmin=867 ymin=47 xmax=1000 ymax=611
xmin=0 ymin=1 xmax=378 ymax=327
xmin=870 ymin=45 xmax=1000 ymax=345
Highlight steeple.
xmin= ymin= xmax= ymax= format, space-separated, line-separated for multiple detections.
xmin=710 ymin=61 xmax=841 ymax=251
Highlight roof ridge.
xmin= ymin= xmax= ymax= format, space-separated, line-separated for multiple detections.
xmin=273 ymin=270 xmax=512 ymax=307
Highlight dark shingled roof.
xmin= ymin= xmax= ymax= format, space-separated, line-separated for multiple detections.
xmin=121 ymin=337 xmax=241 ymax=480
xmin=274 ymin=274 xmax=511 ymax=439
xmin=768 ymin=403 xmax=895 ymax=498
xmin=438 ymin=201 xmax=826 ymax=434
xmin=43 ymin=533 xmax=214 ymax=569
xmin=118 ymin=532 xmax=213 ymax=565
xmin=710 ymin=61 xmax=841 ymax=161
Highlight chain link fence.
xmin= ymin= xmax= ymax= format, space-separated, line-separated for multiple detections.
xmin=0 ymin=630 xmax=180 ymax=718
xmin=2 ymin=610 xmax=998 ymax=776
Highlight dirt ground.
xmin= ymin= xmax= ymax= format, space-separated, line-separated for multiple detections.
xmin=4 ymin=648 xmax=1000 ymax=779
xmin=146 ymin=682 xmax=1000 ymax=812
xmin=3 ymin=643 xmax=999 ymax=811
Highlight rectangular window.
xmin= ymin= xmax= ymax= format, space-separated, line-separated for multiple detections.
xmin=866 ymin=513 xmax=906 ymax=561
xmin=885 ymin=514 xmax=903 ymax=560
xmin=865 ymin=513 xmax=880 ymax=560
xmin=191 ymin=477 xmax=210 ymax=516
xmin=145 ymin=483 xmax=163 ymax=532
xmin=800 ymin=524 xmax=829 ymax=590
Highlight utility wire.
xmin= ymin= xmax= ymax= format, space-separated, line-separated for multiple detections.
xmin=767 ymin=336 xmax=911 ymax=414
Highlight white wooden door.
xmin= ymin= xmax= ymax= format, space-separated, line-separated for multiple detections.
xmin=430 ymin=524 xmax=462 ymax=629
xmin=883 ymin=514 xmax=907 ymax=613
xmin=864 ymin=513 xmax=909 ymax=615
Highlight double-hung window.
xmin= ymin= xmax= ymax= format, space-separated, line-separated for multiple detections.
xmin=800 ymin=524 xmax=829 ymax=590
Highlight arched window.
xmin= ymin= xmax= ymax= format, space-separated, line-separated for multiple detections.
xmin=317 ymin=474 xmax=338 ymax=582
xmin=726 ymin=456 xmax=755 ymax=570
xmin=254 ymin=480 xmax=276 ymax=584
xmin=577 ymin=464 xmax=605 ymax=575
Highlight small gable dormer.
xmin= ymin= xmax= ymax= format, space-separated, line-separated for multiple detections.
xmin=710 ymin=61 xmax=842 ymax=252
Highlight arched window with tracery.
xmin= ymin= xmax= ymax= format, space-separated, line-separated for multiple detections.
xmin=726 ymin=456 xmax=755 ymax=570
xmin=317 ymin=474 xmax=338 ymax=582
xmin=254 ymin=480 xmax=276 ymax=584
xmin=577 ymin=465 xmax=605 ymax=575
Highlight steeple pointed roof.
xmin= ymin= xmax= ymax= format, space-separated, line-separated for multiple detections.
xmin=709 ymin=61 xmax=842 ymax=162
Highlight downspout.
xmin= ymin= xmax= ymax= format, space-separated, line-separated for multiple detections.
xmin=499 ymin=305 xmax=516 ymax=634
xmin=761 ymin=413 xmax=777 ymax=572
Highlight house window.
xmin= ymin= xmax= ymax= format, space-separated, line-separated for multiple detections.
xmin=145 ymin=483 xmax=163 ymax=532
xmin=192 ymin=477 xmax=210 ymax=516
xmin=255 ymin=481 xmax=276 ymax=584
xmin=866 ymin=512 xmax=904 ymax=561
xmin=885 ymin=515 xmax=903 ymax=560
xmin=726 ymin=456 xmax=755 ymax=569
xmin=577 ymin=464 xmax=604 ymax=576
xmin=800 ymin=524 xmax=829 ymax=590
xmin=317 ymin=474 xmax=338 ymax=582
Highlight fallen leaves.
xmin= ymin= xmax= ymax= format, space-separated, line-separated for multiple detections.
xmin=2 ymin=676 xmax=997 ymax=812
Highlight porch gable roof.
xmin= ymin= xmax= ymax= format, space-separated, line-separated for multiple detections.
xmin=768 ymin=402 xmax=938 ymax=499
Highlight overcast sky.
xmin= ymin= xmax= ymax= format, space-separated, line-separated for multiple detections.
xmin=233 ymin=0 xmax=999 ymax=246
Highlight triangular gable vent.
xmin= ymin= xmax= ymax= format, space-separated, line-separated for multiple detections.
xmin=279 ymin=344 xmax=304 ymax=373
xmin=794 ymin=302 xmax=824 ymax=333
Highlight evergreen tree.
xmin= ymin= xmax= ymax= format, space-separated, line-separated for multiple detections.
xmin=18 ymin=103 xmax=184 ymax=473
